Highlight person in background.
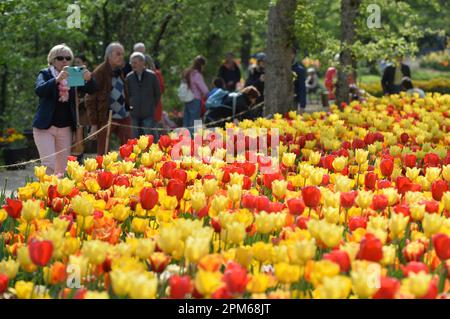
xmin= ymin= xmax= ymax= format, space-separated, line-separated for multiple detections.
xmin=305 ymin=68 xmax=319 ymax=94
xmin=149 ymin=59 xmax=164 ymax=142
xmin=292 ymin=49 xmax=307 ymax=110
xmin=381 ymin=55 xmax=411 ymax=95
xmin=126 ymin=52 xmax=161 ymax=139
xmin=182 ymin=55 xmax=209 ymax=134
xmin=33 ymin=44 xmax=96 ymax=175
xmin=208 ymin=77 xmax=226 ymax=97
xmin=324 ymin=66 xmax=337 ymax=101
xmin=245 ymin=52 xmax=265 ymax=103
xmin=85 ymin=42 xmax=132 ymax=155
xmin=401 ymin=77 xmax=425 ymax=98
xmin=218 ymin=52 xmax=241 ymax=92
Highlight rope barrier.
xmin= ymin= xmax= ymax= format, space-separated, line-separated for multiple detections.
xmin=0 ymin=102 xmax=267 ymax=170
xmin=0 ymin=123 xmax=110 ymax=170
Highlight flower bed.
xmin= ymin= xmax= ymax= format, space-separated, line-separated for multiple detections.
xmin=0 ymin=92 xmax=449 ymax=299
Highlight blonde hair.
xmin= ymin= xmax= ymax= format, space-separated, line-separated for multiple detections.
xmin=47 ymin=44 xmax=74 ymax=66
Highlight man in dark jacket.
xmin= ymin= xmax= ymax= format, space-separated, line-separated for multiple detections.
xmin=85 ymin=42 xmax=132 ymax=155
xmin=218 ymin=52 xmax=241 ymax=92
xmin=381 ymin=56 xmax=411 ymax=95
xmin=126 ymin=52 xmax=161 ymax=139
xmin=292 ymin=50 xmax=307 ymax=110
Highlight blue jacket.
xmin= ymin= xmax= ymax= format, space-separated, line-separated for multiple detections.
xmin=33 ymin=68 xmax=97 ymax=130
xmin=292 ymin=62 xmax=307 ymax=108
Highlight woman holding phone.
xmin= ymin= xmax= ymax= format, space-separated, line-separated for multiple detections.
xmin=33 ymin=44 xmax=96 ymax=175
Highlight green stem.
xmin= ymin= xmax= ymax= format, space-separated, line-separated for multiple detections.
xmin=438 ymin=261 xmax=448 ymax=293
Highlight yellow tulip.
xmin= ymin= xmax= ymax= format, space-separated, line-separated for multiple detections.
xmin=332 ymin=156 xmax=348 ymax=172
xmin=235 ymin=246 xmax=253 ymax=268
xmin=131 ymin=217 xmax=149 ymax=234
xmin=110 ymin=269 xmax=131 ymax=297
xmin=190 ymin=191 xmax=206 ymax=212
xmin=21 ymin=199 xmax=41 ymax=222
xmin=85 ymin=178 xmax=100 ymax=194
xmin=381 ymin=245 xmax=396 ymax=266
xmin=309 ymin=151 xmax=321 ymax=165
xmin=136 ymin=239 xmax=155 ymax=259
xmin=83 ymin=158 xmax=98 ymax=172
xmin=129 ymin=274 xmax=158 ymax=299
xmin=355 ymin=190 xmax=373 ymax=209
xmin=81 ymin=240 xmax=108 ymax=265
xmin=227 ymin=184 xmax=242 ymax=204
xmin=247 ymin=273 xmax=271 ymax=293
xmin=406 ymin=271 xmax=432 ymax=298
xmin=157 ymin=226 xmax=181 ymax=255
xmin=442 ymin=165 xmax=450 ymax=183
xmin=71 ymin=195 xmax=94 ymax=217
xmin=194 ymin=270 xmax=223 ymax=297
xmin=282 ymin=152 xmax=296 ymax=167
xmin=0 ymin=258 xmax=19 ymax=278
xmin=211 ymin=195 xmax=229 ymax=213
xmin=203 ymin=179 xmax=219 ymax=197
xmin=316 ymin=275 xmax=352 ymax=299
xmin=389 ymin=213 xmax=409 ymax=239
xmin=254 ymin=211 xmax=276 ymax=234
xmin=355 ymin=149 xmax=368 ymax=165
xmin=222 ymin=222 xmax=246 ymax=245
xmin=184 ymin=236 xmax=211 ymax=263
xmin=310 ymin=260 xmax=340 ymax=287
xmin=274 ymin=262 xmax=302 ymax=284
xmin=425 ymin=167 xmax=441 ymax=183
xmin=288 ymin=238 xmax=317 ymax=264
xmin=0 ymin=208 xmax=7 ymax=223
xmin=34 ymin=165 xmax=47 ymax=180
xmin=271 ymin=179 xmax=287 ymax=199
xmin=15 ymin=280 xmax=34 ymax=299
xmin=17 ymin=246 xmax=37 ymax=273
xmin=84 ymin=291 xmax=110 ymax=299
xmin=111 ymin=203 xmax=131 ymax=222
xmin=422 ymin=213 xmax=444 ymax=237
xmin=351 ymin=267 xmax=379 ymax=298
xmin=57 ymin=178 xmax=75 ymax=196
xmin=442 ymin=192 xmax=450 ymax=211
xmin=319 ymin=221 xmax=343 ymax=249
xmin=410 ymin=203 xmax=426 ymax=221
xmin=406 ymin=167 xmax=421 ymax=181
xmin=252 ymin=242 xmax=273 ymax=264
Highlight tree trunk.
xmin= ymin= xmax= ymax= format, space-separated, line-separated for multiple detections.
xmin=336 ymin=0 xmax=361 ymax=107
xmin=240 ymin=27 xmax=252 ymax=72
xmin=264 ymin=0 xmax=297 ymax=117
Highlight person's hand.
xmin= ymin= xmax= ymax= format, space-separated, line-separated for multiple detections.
xmin=82 ymin=66 xmax=92 ymax=81
xmin=56 ymin=67 xmax=69 ymax=83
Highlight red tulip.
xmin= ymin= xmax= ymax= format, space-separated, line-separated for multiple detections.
xmin=301 ymin=186 xmax=321 ymax=208
xmin=0 ymin=274 xmax=8 ymax=294
xmin=167 ymin=179 xmax=185 ymax=201
xmin=424 ymin=153 xmax=440 ymax=167
xmin=424 ymin=200 xmax=439 ymax=214
xmin=211 ymin=286 xmax=233 ymax=299
xmin=403 ymin=154 xmax=416 ymax=168
xmin=149 ymin=253 xmax=170 ymax=273
xmin=160 ymin=161 xmax=177 ymax=179
xmin=357 ymin=233 xmax=383 ymax=262
xmin=140 ymin=187 xmax=158 ymax=210
xmin=340 ymin=191 xmax=357 ymax=209
xmin=51 ymin=197 xmax=65 ymax=213
xmin=223 ymin=262 xmax=249 ymax=295
xmin=173 ymin=169 xmax=188 ymax=184
xmin=287 ymin=198 xmax=305 ymax=216
xmin=296 ymin=216 xmax=310 ymax=229
xmin=158 ymin=135 xmax=172 ymax=150
xmin=256 ymin=196 xmax=270 ymax=212
xmin=401 ymin=261 xmax=428 ymax=277
xmin=364 ymin=172 xmax=377 ymax=191
xmin=95 ymin=155 xmax=103 ymax=169
xmin=377 ymin=179 xmax=392 ymax=189
xmin=349 ymin=216 xmax=367 ymax=231
xmin=242 ymin=194 xmax=257 ymax=210
xmin=169 ymin=275 xmax=193 ymax=299
xmin=242 ymin=162 xmax=256 ymax=177
xmin=433 ymin=233 xmax=450 ymax=261
xmin=380 ymin=158 xmax=394 ymax=177
xmin=242 ymin=176 xmax=251 ymax=190
xmin=419 ymin=279 xmax=438 ymax=299
xmin=323 ymin=250 xmax=351 ymax=273
xmin=431 ymin=180 xmax=448 ymax=201
xmin=97 ymin=171 xmax=114 ymax=190
xmin=394 ymin=204 xmax=410 ymax=218
xmin=114 ymin=175 xmax=130 ymax=187
xmin=119 ymin=144 xmax=133 ymax=159
xmin=268 ymin=202 xmax=284 ymax=213
xmin=373 ymin=277 xmax=400 ymax=299
xmin=352 ymin=138 xmax=365 ymax=150
xmin=28 ymin=239 xmax=53 ymax=267
xmin=364 ymin=132 xmax=376 ymax=145
xmin=400 ymin=132 xmax=409 ymax=144
xmin=403 ymin=242 xmax=425 ymax=262
xmin=372 ymin=194 xmax=388 ymax=211
xmin=3 ymin=198 xmax=22 ymax=219
xmin=67 ymin=155 xmax=77 ymax=162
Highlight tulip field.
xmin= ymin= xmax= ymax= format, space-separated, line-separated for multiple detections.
xmin=1 ymin=92 xmax=450 ymax=299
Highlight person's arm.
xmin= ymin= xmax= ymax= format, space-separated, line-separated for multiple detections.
xmin=194 ymin=72 xmax=209 ymax=98
xmin=35 ymin=71 xmax=57 ymax=98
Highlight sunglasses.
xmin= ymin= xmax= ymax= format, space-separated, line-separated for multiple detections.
xmin=55 ymin=56 xmax=72 ymax=61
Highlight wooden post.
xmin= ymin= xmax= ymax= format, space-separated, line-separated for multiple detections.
xmin=105 ymin=110 xmax=113 ymax=153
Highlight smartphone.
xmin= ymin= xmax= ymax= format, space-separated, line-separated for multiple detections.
xmin=67 ymin=66 xmax=85 ymax=87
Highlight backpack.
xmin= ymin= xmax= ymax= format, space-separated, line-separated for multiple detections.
xmin=205 ymin=88 xmax=229 ymax=109
xmin=177 ymin=81 xmax=194 ymax=103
